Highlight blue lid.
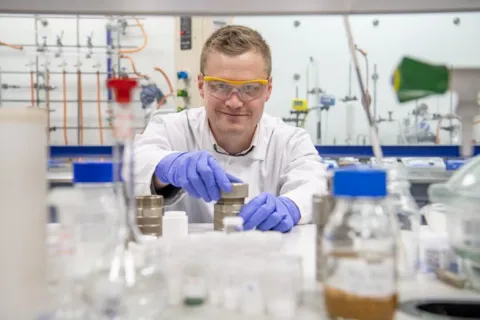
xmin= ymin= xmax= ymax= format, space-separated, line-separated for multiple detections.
xmin=73 ymin=162 xmax=114 ymax=183
xmin=333 ymin=165 xmax=387 ymax=197
xmin=445 ymin=159 xmax=467 ymax=171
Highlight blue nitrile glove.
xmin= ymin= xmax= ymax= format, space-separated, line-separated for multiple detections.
xmin=239 ymin=192 xmax=301 ymax=233
xmin=155 ymin=151 xmax=242 ymax=202
xmin=140 ymin=84 xmax=164 ymax=108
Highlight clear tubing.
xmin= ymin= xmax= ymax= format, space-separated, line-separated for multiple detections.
xmin=342 ymin=16 xmax=384 ymax=164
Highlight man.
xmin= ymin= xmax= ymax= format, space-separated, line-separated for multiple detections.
xmin=133 ymin=25 xmax=327 ymax=232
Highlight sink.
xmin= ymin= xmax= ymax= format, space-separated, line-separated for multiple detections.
xmin=399 ymin=299 xmax=480 ymax=319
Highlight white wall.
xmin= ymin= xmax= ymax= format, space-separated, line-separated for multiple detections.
xmin=234 ymin=12 xmax=480 ymax=145
xmin=0 ymin=15 xmax=175 ymax=146
xmin=2 ymin=13 xmax=480 ymax=147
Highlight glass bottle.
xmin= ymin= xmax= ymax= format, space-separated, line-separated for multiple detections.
xmin=82 ymin=78 xmax=167 ymax=319
xmin=323 ymin=166 xmax=397 ymax=320
xmin=385 ymin=163 xmax=421 ymax=278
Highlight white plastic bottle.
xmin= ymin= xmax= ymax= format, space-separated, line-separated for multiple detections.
xmin=162 ymin=211 xmax=188 ymax=238
xmin=71 ymin=161 xmax=119 ymax=278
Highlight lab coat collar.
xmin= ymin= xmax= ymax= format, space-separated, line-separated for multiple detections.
xmin=190 ymin=108 xmax=266 ymax=161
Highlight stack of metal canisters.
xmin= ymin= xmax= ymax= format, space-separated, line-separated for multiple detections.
xmin=312 ymin=193 xmax=335 ymax=283
xmin=213 ymin=183 xmax=249 ymax=231
xmin=136 ymin=195 xmax=164 ymax=237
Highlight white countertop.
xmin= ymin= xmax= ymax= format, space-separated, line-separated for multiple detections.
xmin=173 ymin=223 xmax=480 ymax=320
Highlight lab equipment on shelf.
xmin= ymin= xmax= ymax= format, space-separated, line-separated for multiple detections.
xmin=162 ymin=211 xmax=189 ymax=238
xmin=0 ymin=108 xmax=49 ymax=320
xmin=136 ymin=195 xmax=164 ymax=237
xmin=214 ymin=183 xmax=249 ymax=231
xmin=429 ymin=155 xmax=480 ymax=291
xmin=392 ymin=56 xmax=480 ymax=158
xmin=323 ymin=166 xmax=397 ymax=320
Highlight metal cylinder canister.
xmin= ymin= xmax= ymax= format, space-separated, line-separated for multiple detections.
xmin=312 ymin=193 xmax=335 ymax=283
xmin=213 ymin=183 xmax=249 ymax=231
xmin=136 ymin=195 xmax=164 ymax=236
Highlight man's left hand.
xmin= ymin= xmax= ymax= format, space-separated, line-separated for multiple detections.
xmin=238 ymin=193 xmax=301 ymax=233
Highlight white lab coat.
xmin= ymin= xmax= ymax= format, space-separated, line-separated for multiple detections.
xmin=133 ymin=107 xmax=328 ymax=224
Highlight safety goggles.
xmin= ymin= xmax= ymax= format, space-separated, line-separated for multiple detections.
xmin=203 ymin=76 xmax=268 ymax=102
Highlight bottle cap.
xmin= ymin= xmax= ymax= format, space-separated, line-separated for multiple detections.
xmin=333 ymin=165 xmax=387 ymax=197
xmin=164 ymin=210 xmax=187 ymax=217
xmin=223 ymin=216 xmax=244 ymax=226
xmin=72 ymin=161 xmax=114 ymax=183
xmin=107 ymin=78 xmax=138 ymax=104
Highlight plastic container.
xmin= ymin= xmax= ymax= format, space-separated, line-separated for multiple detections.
xmin=323 ymin=166 xmax=397 ymax=320
xmin=162 ymin=211 xmax=188 ymax=238
xmin=71 ymin=161 xmax=118 ymax=279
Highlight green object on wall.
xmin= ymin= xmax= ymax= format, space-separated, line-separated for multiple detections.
xmin=392 ymin=57 xmax=450 ymax=103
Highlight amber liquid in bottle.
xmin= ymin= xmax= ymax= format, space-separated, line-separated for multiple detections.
xmin=324 ymin=251 xmax=397 ymax=320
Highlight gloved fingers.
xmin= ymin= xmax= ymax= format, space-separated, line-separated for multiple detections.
xmin=238 ymin=193 xmax=268 ymax=227
xmin=272 ymin=215 xmax=294 ymax=233
xmin=174 ymin=157 xmax=198 ymax=197
xmin=187 ymin=155 xmax=211 ymax=202
xmin=196 ymin=153 xmax=219 ymax=201
xmin=243 ymin=194 xmax=276 ymax=230
xmin=183 ymin=159 xmax=201 ymax=199
xmin=207 ymin=156 xmax=232 ymax=193
xmin=226 ymin=173 xmax=243 ymax=183
xmin=256 ymin=211 xmax=284 ymax=231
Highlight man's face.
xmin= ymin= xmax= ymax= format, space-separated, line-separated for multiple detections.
xmin=198 ymin=50 xmax=272 ymax=136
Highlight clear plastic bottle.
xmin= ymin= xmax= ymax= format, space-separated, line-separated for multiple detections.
xmin=323 ymin=166 xmax=397 ymax=320
xmin=72 ymin=162 xmax=118 ymax=279
xmin=385 ymin=163 xmax=421 ymax=278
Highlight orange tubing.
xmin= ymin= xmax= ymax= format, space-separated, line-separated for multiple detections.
xmin=119 ymin=55 xmax=149 ymax=79
xmin=153 ymin=67 xmax=175 ymax=109
xmin=96 ymin=70 xmax=104 ymax=145
xmin=118 ymin=18 xmax=148 ymax=54
xmin=46 ymin=70 xmax=51 ymax=144
xmin=62 ymin=70 xmax=68 ymax=145
xmin=0 ymin=41 xmax=23 ymax=50
xmin=77 ymin=70 xmax=84 ymax=145
xmin=30 ymin=71 xmax=35 ymax=107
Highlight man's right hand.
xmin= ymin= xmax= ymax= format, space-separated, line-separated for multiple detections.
xmin=155 ymin=151 xmax=242 ymax=202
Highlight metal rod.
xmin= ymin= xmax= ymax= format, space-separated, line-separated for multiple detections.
xmin=1 ymin=99 xmax=145 ymax=103
xmin=0 ymin=43 xmax=137 ymax=49
xmin=373 ymin=63 xmax=378 ymax=120
xmin=0 ymin=67 xmax=3 ymax=106
xmin=0 ymin=71 xmax=137 ymax=75
xmin=51 ymin=126 xmax=145 ymax=130
xmin=34 ymin=16 xmax=40 ymax=107
xmin=76 ymin=14 xmax=81 ymax=145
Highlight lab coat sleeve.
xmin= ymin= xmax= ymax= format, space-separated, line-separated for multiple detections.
xmin=278 ymin=129 xmax=328 ymax=225
xmin=131 ymin=113 xmax=180 ymax=196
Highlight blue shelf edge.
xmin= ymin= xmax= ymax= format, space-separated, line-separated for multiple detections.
xmin=50 ymin=145 xmax=480 ymax=159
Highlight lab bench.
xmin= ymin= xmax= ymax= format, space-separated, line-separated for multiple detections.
xmin=163 ymin=224 xmax=479 ymax=320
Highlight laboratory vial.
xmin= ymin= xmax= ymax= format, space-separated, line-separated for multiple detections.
xmin=223 ymin=216 xmax=244 ymax=233
xmin=162 ymin=211 xmax=188 ymax=238
xmin=323 ymin=166 xmax=397 ymax=320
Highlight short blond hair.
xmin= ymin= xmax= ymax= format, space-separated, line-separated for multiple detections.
xmin=200 ymin=25 xmax=272 ymax=76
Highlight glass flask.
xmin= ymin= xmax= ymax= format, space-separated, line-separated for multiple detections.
xmin=323 ymin=166 xmax=397 ymax=320
xmin=385 ymin=163 xmax=421 ymax=278
xmin=429 ymin=155 xmax=480 ymax=291
xmin=82 ymin=78 xmax=167 ymax=319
